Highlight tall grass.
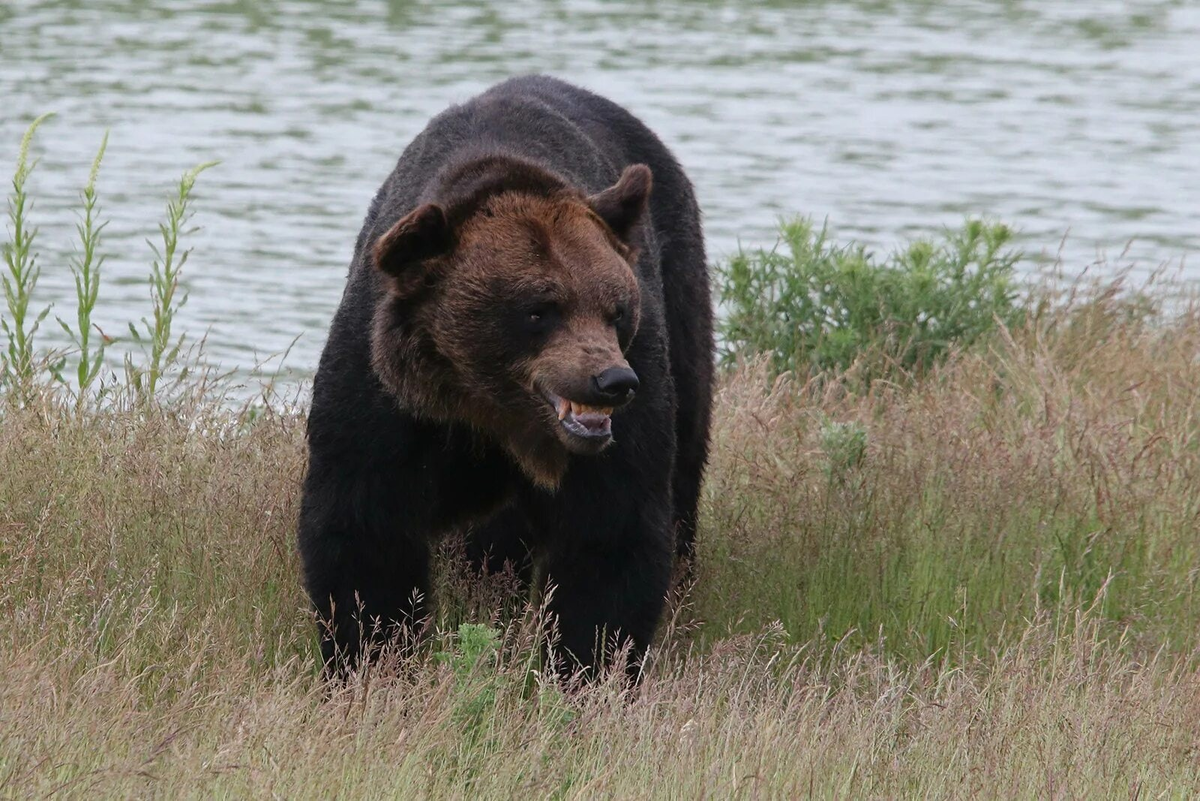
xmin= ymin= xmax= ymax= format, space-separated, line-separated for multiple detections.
xmin=4 ymin=127 xmax=1200 ymax=796
xmin=4 ymin=296 xmax=1200 ymax=795
xmin=696 ymin=293 xmax=1200 ymax=660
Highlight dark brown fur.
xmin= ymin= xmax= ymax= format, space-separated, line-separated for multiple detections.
xmin=298 ymin=76 xmax=713 ymax=678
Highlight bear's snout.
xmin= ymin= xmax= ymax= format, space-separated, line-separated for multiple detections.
xmin=536 ymin=358 xmax=639 ymax=454
xmin=591 ymin=366 xmax=639 ymax=406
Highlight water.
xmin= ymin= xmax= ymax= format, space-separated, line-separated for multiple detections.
xmin=2 ymin=0 xmax=1198 ymax=376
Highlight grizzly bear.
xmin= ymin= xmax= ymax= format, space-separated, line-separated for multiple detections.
xmin=298 ymin=75 xmax=713 ymax=677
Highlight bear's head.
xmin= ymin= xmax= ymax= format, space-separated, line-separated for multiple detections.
xmin=369 ymin=159 xmax=652 ymax=488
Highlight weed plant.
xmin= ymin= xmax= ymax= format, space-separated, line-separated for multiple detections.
xmin=1 ymin=116 xmax=215 ymax=408
xmin=1 ymin=113 xmax=54 ymax=401
xmin=55 ymin=131 xmax=108 ymax=400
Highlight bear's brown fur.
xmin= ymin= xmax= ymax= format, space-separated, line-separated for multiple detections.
xmin=368 ymin=158 xmax=650 ymax=487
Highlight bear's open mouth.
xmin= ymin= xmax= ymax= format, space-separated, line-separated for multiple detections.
xmin=540 ymin=389 xmax=614 ymax=442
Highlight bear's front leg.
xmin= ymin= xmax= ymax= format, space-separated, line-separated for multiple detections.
xmin=299 ymin=458 xmax=433 ymax=676
xmin=540 ymin=525 xmax=674 ymax=680
xmin=533 ymin=447 xmax=677 ymax=680
xmin=299 ymin=394 xmax=520 ymax=678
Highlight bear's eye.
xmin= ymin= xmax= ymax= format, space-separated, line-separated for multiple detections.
xmin=608 ymin=306 xmax=627 ymax=326
xmin=523 ymin=302 xmax=559 ymax=334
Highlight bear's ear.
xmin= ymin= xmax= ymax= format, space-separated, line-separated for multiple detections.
xmin=588 ymin=164 xmax=652 ymax=245
xmin=372 ymin=203 xmax=452 ymax=295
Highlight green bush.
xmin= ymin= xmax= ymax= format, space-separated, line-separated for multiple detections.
xmin=717 ymin=218 xmax=1024 ymax=378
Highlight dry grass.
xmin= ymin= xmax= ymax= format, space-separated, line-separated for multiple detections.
xmin=3 ymin=279 xmax=1200 ymax=797
xmin=695 ymin=278 xmax=1200 ymax=660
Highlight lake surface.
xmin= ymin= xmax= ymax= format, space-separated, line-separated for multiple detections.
xmin=2 ymin=0 xmax=1198 ymax=377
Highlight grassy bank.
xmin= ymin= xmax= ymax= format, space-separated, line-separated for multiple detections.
xmin=4 ymin=276 xmax=1200 ymax=796
xmin=4 ymin=125 xmax=1200 ymax=796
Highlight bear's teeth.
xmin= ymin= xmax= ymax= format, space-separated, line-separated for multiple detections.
xmin=568 ymin=402 xmax=614 ymax=417
xmin=560 ymin=400 xmax=615 ymax=420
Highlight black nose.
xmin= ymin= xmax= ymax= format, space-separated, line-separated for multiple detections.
xmin=592 ymin=366 xmax=639 ymax=404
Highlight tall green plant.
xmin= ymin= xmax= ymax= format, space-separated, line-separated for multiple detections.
xmin=1 ymin=121 xmax=218 ymax=408
xmin=57 ymin=132 xmax=110 ymax=401
xmin=2 ymin=113 xmax=55 ymax=397
xmin=126 ymin=160 xmax=217 ymax=399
